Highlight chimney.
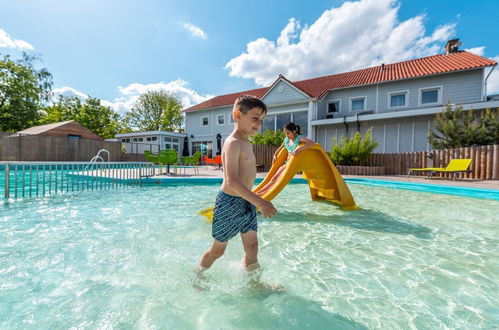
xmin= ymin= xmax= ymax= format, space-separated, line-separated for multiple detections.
xmin=381 ymin=63 xmax=385 ymax=71
xmin=445 ymin=39 xmax=462 ymax=54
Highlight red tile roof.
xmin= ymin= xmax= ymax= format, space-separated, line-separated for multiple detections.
xmin=183 ymin=51 xmax=496 ymax=112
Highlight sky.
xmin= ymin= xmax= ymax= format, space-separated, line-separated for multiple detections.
xmin=1 ymin=0 xmax=499 ymax=115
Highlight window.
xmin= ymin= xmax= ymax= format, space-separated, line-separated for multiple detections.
xmin=124 ymin=138 xmax=130 ymax=143
xmin=151 ymin=137 xmax=157 ymax=141
xmin=164 ymin=137 xmax=172 ymax=142
xmin=217 ymin=114 xmax=225 ymax=125
xmin=146 ymin=137 xmax=151 ymax=141
xmin=201 ymin=117 xmax=209 ymax=126
xmin=230 ymin=113 xmax=234 ymax=123
xmin=292 ymin=111 xmax=308 ymax=136
xmin=133 ymin=138 xmax=138 ymax=142
xmin=327 ymin=100 xmax=340 ymax=113
xmin=276 ymin=113 xmax=292 ymax=131
xmin=389 ymin=91 xmax=408 ymax=108
xmin=172 ymin=138 xmax=179 ymax=143
xmin=420 ymin=87 xmax=441 ymax=105
xmin=262 ymin=115 xmax=275 ymax=131
xmin=165 ymin=143 xmax=171 ymax=149
xmin=121 ymin=139 xmax=127 ymax=142
xmin=351 ymin=97 xmax=366 ymax=111
xmin=137 ymin=137 xmax=143 ymax=142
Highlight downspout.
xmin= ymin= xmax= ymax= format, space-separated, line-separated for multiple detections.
xmin=484 ymin=64 xmax=497 ymax=101
xmin=343 ymin=115 xmax=349 ymax=136
xmin=356 ymin=113 xmax=360 ymax=132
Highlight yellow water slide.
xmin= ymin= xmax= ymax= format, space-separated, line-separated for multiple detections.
xmin=253 ymin=143 xmax=358 ymax=210
xmin=199 ymin=143 xmax=358 ymax=221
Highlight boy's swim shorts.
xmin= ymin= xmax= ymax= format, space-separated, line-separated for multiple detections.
xmin=212 ymin=190 xmax=257 ymax=242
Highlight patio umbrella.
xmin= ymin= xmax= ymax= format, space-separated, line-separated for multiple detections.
xmin=216 ymin=133 xmax=222 ymax=155
xmin=182 ymin=136 xmax=190 ymax=156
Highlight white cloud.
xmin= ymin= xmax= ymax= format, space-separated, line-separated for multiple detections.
xmin=486 ymin=56 xmax=499 ymax=95
xmin=52 ymin=86 xmax=89 ymax=100
xmin=464 ymin=47 xmax=485 ymax=56
xmin=0 ymin=28 xmax=34 ymax=50
xmin=225 ymin=0 xmax=456 ymax=86
xmin=52 ymin=80 xmax=213 ymax=115
xmin=181 ymin=22 xmax=208 ymax=39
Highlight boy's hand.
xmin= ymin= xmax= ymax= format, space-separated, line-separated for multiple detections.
xmin=258 ymin=200 xmax=277 ymax=218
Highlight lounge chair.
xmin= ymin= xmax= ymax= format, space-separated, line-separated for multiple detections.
xmin=181 ymin=151 xmax=201 ymax=175
xmin=158 ymin=149 xmax=178 ymax=174
xmin=407 ymin=158 xmax=472 ymax=180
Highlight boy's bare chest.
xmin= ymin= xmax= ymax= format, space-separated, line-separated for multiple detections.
xmin=239 ymin=145 xmax=255 ymax=164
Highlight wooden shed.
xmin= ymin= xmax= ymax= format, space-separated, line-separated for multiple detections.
xmin=17 ymin=121 xmax=102 ymax=140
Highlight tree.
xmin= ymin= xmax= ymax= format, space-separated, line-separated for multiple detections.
xmin=125 ymin=90 xmax=183 ymax=132
xmin=41 ymin=95 xmax=121 ymax=139
xmin=330 ymin=128 xmax=378 ymax=166
xmin=429 ymin=104 xmax=499 ymax=149
xmin=0 ymin=53 xmax=53 ymax=131
xmin=250 ymin=129 xmax=285 ymax=146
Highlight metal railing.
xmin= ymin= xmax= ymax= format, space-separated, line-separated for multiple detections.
xmin=1 ymin=161 xmax=155 ymax=200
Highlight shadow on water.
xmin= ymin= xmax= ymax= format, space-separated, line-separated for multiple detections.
xmin=270 ymin=209 xmax=433 ymax=239
xmin=213 ymin=291 xmax=367 ymax=330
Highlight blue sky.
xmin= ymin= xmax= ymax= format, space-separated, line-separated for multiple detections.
xmin=1 ymin=0 xmax=498 ymax=114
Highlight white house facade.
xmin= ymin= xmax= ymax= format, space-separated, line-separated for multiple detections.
xmin=183 ymin=40 xmax=497 ymax=154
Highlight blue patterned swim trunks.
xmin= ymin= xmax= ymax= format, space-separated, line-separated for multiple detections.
xmin=212 ymin=190 xmax=257 ymax=242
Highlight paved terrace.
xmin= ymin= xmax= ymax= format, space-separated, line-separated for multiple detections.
xmin=149 ymin=165 xmax=499 ymax=190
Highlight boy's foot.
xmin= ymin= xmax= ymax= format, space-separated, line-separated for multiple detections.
xmin=192 ymin=266 xmax=209 ymax=291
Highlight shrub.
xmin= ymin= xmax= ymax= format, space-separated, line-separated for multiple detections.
xmin=250 ymin=129 xmax=285 ymax=146
xmin=429 ymin=104 xmax=499 ymax=148
xmin=330 ymin=128 xmax=378 ymax=166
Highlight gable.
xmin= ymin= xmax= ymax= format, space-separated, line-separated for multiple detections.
xmin=262 ymin=80 xmax=309 ymax=105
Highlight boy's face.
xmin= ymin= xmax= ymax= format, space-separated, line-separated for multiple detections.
xmin=237 ymin=107 xmax=265 ymax=136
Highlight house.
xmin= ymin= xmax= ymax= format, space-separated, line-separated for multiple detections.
xmin=183 ymin=40 xmax=497 ymax=153
xmin=17 ymin=120 xmax=102 ymax=140
xmin=116 ymin=131 xmax=187 ymax=156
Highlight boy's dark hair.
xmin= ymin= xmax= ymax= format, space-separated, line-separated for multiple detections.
xmin=233 ymin=95 xmax=267 ymax=114
xmin=284 ymin=122 xmax=301 ymax=135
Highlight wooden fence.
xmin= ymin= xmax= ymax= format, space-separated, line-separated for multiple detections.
xmin=366 ymin=145 xmax=499 ymax=180
xmin=0 ymin=133 xmax=122 ymax=162
xmin=253 ymin=143 xmax=499 ymax=180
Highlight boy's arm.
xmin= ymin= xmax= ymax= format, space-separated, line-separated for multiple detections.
xmin=224 ymin=141 xmax=276 ymax=217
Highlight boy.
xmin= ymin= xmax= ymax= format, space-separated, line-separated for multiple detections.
xmin=197 ymin=95 xmax=277 ymax=275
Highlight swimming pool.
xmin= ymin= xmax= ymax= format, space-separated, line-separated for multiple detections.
xmin=1 ymin=183 xmax=498 ymax=328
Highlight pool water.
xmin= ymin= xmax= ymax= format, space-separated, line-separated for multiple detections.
xmin=1 ymin=184 xmax=498 ymax=328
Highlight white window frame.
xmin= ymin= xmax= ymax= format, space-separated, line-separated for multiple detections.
xmin=349 ymin=96 xmax=367 ymax=112
xmin=326 ymin=99 xmax=341 ymax=113
xmin=216 ymin=114 xmax=225 ymax=126
xmin=418 ymin=86 xmax=442 ymax=106
xmin=388 ymin=90 xmax=409 ymax=109
xmin=201 ymin=116 xmax=209 ymax=127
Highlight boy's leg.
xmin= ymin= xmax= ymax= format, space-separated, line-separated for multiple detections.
xmin=199 ymin=239 xmax=228 ymax=270
xmin=240 ymin=230 xmax=259 ymax=269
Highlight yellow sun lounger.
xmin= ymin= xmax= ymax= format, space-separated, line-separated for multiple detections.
xmin=407 ymin=158 xmax=472 ymax=180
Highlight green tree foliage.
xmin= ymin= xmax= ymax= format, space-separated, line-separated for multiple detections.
xmin=0 ymin=53 xmax=53 ymax=131
xmin=41 ymin=95 xmax=121 ymax=139
xmin=250 ymin=129 xmax=285 ymax=146
xmin=125 ymin=90 xmax=183 ymax=132
xmin=429 ymin=104 xmax=499 ymax=148
xmin=330 ymin=128 xmax=378 ymax=166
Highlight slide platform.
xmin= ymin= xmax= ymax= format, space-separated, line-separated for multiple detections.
xmin=199 ymin=143 xmax=358 ymax=222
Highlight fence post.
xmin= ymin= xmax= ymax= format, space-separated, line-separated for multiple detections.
xmin=493 ymin=145 xmax=498 ymax=180
xmin=4 ymin=163 xmax=9 ymax=199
